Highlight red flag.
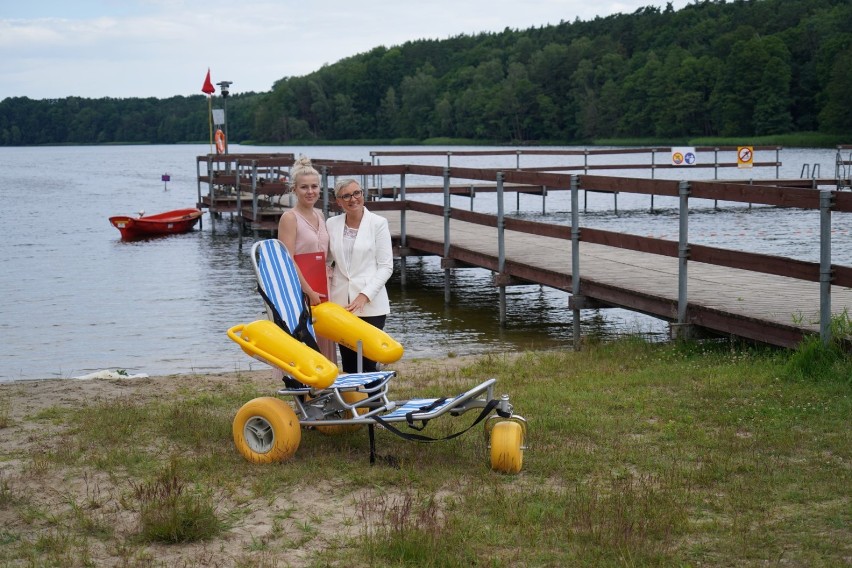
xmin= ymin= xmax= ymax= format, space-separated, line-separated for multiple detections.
xmin=201 ymin=69 xmax=215 ymax=95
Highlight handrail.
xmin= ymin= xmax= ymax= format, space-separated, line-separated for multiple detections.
xmin=321 ymin=162 xmax=852 ymax=212
xmin=393 ymin=198 xmax=852 ymax=289
xmin=368 ymin=147 xmax=785 ymax=179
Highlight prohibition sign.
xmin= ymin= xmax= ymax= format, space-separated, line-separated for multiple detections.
xmin=737 ymin=146 xmax=754 ymax=168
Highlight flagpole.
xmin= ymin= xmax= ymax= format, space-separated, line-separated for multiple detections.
xmin=208 ymin=95 xmax=213 ymax=154
xmin=201 ymin=68 xmax=216 ymax=154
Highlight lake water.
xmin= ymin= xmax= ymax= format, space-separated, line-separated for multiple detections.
xmin=1 ymin=144 xmax=849 ymax=382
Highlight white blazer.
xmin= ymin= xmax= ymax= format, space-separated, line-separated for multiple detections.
xmin=326 ymin=207 xmax=393 ymax=317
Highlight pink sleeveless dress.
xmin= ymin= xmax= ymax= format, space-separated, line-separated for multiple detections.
xmin=290 ymin=209 xmax=337 ymax=366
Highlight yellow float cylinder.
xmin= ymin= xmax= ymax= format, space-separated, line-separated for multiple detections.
xmin=311 ymin=302 xmax=404 ymax=364
xmin=227 ymin=321 xmax=338 ymax=389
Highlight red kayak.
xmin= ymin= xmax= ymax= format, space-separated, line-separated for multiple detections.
xmin=109 ymin=208 xmax=202 ymax=240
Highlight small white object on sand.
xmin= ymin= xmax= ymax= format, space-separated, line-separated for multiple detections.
xmin=72 ymin=370 xmax=150 ymax=380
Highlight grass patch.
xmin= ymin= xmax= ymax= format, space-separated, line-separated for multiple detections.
xmin=0 ymin=472 xmax=13 ymax=507
xmin=593 ymin=137 xmax=691 ymax=147
xmin=595 ymin=132 xmax=849 ymax=148
xmin=0 ymin=341 xmax=849 ymax=565
xmin=784 ymin=309 xmax=852 ymax=383
xmin=0 ymin=394 xmax=9 ymax=429
xmin=358 ymin=488 xmax=477 ymax=567
xmin=688 ymin=131 xmax=848 ymax=148
xmin=132 ymin=459 xmax=224 ymax=543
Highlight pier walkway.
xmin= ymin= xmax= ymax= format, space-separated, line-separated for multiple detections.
xmin=373 ymin=206 xmax=852 ymax=349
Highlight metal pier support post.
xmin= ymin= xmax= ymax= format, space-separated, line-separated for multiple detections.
xmin=819 ymin=190 xmax=834 ymax=345
xmin=673 ymin=180 xmax=691 ymax=339
xmin=570 ymin=175 xmax=582 ymax=350
xmin=196 ymin=159 xmax=203 ymax=230
xmin=208 ymin=157 xmax=217 ymax=233
xmin=496 ymin=172 xmax=506 ymax=325
xmin=321 ymin=166 xmax=330 ymax=217
xmin=443 ymin=167 xmax=452 ymax=304
xmin=250 ymin=160 xmax=259 ymax=237
xmin=714 ymin=147 xmax=719 ymax=180
xmin=236 ymin=161 xmax=244 ymax=248
xmin=650 ymin=148 xmax=656 ymax=212
xmin=399 ymin=173 xmax=407 ymax=286
xmin=775 ymin=147 xmax=781 ymax=178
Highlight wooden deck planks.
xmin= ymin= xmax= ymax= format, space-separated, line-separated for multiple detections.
xmin=379 ymin=209 xmax=852 ymax=346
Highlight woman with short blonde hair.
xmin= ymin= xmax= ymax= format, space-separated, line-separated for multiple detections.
xmin=326 ymin=178 xmax=393 ymax=372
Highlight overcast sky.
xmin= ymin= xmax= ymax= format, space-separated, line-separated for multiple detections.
xmin=0 ymin=0 xmax=692 ymax=100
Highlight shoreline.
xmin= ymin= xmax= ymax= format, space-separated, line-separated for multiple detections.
xmin=0 ymin=354 xmax=488 ymax=416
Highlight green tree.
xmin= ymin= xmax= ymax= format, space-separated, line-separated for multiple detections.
xmin=817 ymin=45 xmax=852 ymax=133
xmin=754 ymin=56 xmax=794 ymax=134
xmin=618 ymin=52 xmax=666 ymax=138
xmin=1 ymin=0 xmax=849 ymax=145
xmin=376 ymin=86 xmax=401 ymax=139
xmin=399 ymin=64 xmax=438 ymax=139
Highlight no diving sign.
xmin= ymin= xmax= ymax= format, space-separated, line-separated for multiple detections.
xmin=671 ymin=147 xmax=697 ymax=166
xmin=737 ymin=146 xmax=754 ymax=168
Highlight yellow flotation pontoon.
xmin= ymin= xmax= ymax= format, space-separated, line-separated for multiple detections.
xmin=227 ymin=320 xmax=338 ymax=389
xmin=311 ymin=301 xmax=404 ymax=364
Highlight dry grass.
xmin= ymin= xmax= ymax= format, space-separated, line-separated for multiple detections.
xmin=0 ymin=341 xmax=849 ymax=566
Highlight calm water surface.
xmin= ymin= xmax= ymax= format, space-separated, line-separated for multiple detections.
xmin=1 ymin=144 xmax=849 ymax=381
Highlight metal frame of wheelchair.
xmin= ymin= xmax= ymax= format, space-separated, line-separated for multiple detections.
xmin=231 ymin=357 xmax=528 ymax=473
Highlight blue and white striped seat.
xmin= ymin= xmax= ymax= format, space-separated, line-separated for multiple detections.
xmin=379 ymin=394 xmax=473 ymax=422
xmin=254 ymin=239 xmax=316 ymax=342
xmin=331 ymin=371 xmax=396 ymax=389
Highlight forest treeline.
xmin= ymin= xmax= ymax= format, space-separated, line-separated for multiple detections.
xmin=1 ymin=0 xmax=850 ymax=147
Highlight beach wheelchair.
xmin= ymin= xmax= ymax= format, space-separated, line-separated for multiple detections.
xmin=227 ymin=239 xmax=526 ymax=473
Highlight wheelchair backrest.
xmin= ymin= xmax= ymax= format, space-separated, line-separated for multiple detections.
xmin=251 ymin=239 xmax=316 ymax=341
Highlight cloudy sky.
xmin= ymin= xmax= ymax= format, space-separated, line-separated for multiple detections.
xmin=0 ymin=0 xmax=691 ymax=100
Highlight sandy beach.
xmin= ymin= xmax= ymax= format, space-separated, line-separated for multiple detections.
xmin=0 ymin=357 xmax=481 ymax=566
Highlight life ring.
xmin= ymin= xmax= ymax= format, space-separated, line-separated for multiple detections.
xmin=215 ymin=129 xmax=226 ymax=154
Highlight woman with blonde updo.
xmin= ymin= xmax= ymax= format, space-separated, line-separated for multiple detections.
xmin=277 ymin=156 xmax=337 ymax=365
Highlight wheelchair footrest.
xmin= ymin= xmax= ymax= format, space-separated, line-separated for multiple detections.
xmin=381 ymin=398 xmax=456 ymax=421
xmin=378 ymin=379 xmax=497 ymax=423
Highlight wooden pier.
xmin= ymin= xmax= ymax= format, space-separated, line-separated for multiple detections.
xmin=370 ymin=206 xmax=852 ymax=349
xmin=196 ymin=148 xmax=852 ymax=349
xmin=196 ymin=153 xmax=371 ymax=232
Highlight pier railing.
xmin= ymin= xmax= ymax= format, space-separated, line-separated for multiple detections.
xmin=370 ymin=146 xmax=785 ymax=178
xmin=195 ymin=153 xmax=851 ymax=348
xmin=318 ymin=163 xmax=852 ymax=348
